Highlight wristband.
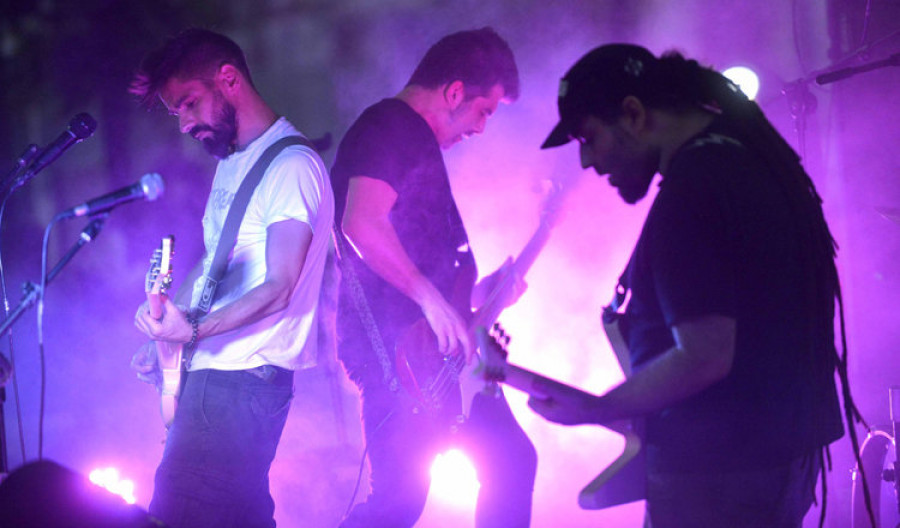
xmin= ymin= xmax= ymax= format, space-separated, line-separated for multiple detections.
xmin=185 ymin=313 xmax=200 ymax=351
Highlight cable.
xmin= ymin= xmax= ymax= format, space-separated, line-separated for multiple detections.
xmin=0 ymin=193 xmax=28 ymax=464
xmin=36 ymin=217 xmax=61 ymax=460
xmin=342 ymin=409 xmax=394 ymax=519
xmin=859 ymin=0 xmax=873 ymax=47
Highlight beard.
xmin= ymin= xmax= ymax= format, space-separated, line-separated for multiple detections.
xmin=615 ymin=167 xmax=656 ymax=204
xmin=609 ymin=130 xmax=658 ymax=205
xmin=192 ymin=95 xmax=237 ymax=159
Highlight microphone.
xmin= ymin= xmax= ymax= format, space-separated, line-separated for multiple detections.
xmin=59 ymin=173 xmax=165 ymax=219
xmin=24 ymin=113 xmax=98 ymax=178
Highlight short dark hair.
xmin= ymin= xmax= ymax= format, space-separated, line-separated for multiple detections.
xmin=407 ymin=27 xmax=520 ymax=102
xmin=129 ymin=28 xmax=253 ymax=107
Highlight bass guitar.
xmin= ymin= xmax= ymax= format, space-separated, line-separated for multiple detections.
xmin=394 ymin=178 xmax=572 ymax=426
xmin=475 ymin=324 xmax=646 ymax=510
xmin=144 ymin=235 xmax=182 ymax=428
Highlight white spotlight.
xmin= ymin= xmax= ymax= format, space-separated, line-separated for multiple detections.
xmin=88 ymin=467 xmax=137 ymax=504
xmin=722 ymin=66 xmax=760 ymax=100
xmin=428 ymin=449 xmax=481 ymax=508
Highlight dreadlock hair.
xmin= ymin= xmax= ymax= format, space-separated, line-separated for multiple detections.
xmin=129 ymin=28 xmax=254 ymax=108
xmin=636 ymin=51 xmax=871 ymax=528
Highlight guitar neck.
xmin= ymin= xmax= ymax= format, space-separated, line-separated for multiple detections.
xmin=500 ymin=361 xmax=634 ymax=437
xmin=499 ymin=361 xmax=584 ymax=401
xmin=471 ymin=217 xmax=555 ymax=330
xmin=147 ymin=293 xmax=166 ymax=320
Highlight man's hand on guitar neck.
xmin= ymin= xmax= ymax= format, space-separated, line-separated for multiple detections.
xmin=526 ymin=377 xmax=610 ymax=427
xmin=135 ymin=297 xmax=193 ymax=344
xmin=471 ymin=256 xmax=527 ymax=311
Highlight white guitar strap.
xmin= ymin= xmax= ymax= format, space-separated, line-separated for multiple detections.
xmin=602 ymin=255 xmax=634 ymax=377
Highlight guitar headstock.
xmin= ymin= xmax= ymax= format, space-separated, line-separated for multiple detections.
xmin=146 ymin=235 xmax=175 ymax=297
xmin=475 ymin=323 xmax=511 ymax=383
xmin=538 ymin=172 xmax=578 ymax=228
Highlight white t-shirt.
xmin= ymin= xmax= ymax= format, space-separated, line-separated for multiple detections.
xmin=188 ymin=117 xmax=334 ymax=371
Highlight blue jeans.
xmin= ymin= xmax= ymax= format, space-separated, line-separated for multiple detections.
xmin=149 ymin=366 xmax=293 ymax=528
xmin=339 ymin=364 xmax=536 ymax=528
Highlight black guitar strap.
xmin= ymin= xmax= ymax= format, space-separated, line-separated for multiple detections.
xmin=166 ymin=134 xmax=315 ymax=400
xmin=330 ymin=226 xmax=400 ymax=392
xmin=603 ymin=249 xmax=633 ymax=322
xmin=193 ymin=135 xmax=313 ymax=316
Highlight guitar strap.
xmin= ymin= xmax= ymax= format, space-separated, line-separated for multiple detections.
xmin=330 ymin=226 xmax=400 ymax=393
xmin=188 ymin=134 xmax=314 ymax=350
xmin=602 ymin=251 xmax=635 ymax=377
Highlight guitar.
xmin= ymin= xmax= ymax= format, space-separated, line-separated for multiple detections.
xmin=475 ymin=324 xmax=646 ymax=510
xmin=144 ymin=235 xmax=182 ymax=428
xmin=394 ymin=178 xmax=573 ymax=425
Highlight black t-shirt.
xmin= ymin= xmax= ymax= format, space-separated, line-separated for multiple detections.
xmin=331 ymin=98 xmax=476 ymax=357
xmin=620 ymin=118 xmax=843 ymax=473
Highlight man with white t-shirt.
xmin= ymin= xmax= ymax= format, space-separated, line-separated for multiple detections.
xmin=130 ymin=28 xmax=334 ymax=528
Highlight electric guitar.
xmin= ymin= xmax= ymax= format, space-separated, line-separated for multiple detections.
xmin=144 ymin=235 xmax=182 ymax=428
xmin=475 ymin=324 xmax=646 ymax=510
xmin=394 ymin=178 xmax=573 ymax=426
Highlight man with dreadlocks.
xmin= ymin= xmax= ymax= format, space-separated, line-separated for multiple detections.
xmin=529 ymin=44 xmax=863 ymax=527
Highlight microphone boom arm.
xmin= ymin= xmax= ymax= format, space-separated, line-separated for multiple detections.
xmin=0 ymin=215 xmax=108 ymax=340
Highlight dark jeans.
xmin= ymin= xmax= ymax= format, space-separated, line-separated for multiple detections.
xmin=645 ymin=452 xmax=820 ymax=528
xmin=149 ymin=366 xmax=294 ymax=528
xmin=339 ymin=363 xmax=537 ymax=528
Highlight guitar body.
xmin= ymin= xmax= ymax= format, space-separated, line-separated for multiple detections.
xmin=145 ymin=235 xmax=182 ymax=428
xmin=394 ymin=318 xmax=464 ymax=426
xmin=577 ymin=419 xmax=645 ymax=509
xmin=476 ymin=325 xmax=646 ymax=511
xmin=393 ymin=177 xmax=575 ymax=427
xmin=155 ymin=341 xmax=183 ymax=428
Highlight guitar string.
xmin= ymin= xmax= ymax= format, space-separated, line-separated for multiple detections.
xmin=425 ymin=354 xmax=465 ymax=409
xmin=418 ymin=182 xmax=571 ymax=411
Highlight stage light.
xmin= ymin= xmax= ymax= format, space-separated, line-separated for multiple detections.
xmin=0 ymin=460 xmax=154 ymax=527
xmin=723 ymin=66 xmax=760 ymax=100
xmin=89 ymin=467 xmax=137 ymax=505
xmin=428 ymin=449 xmax=481 ymax=508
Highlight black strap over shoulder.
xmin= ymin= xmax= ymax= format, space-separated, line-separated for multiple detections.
xmin=195 ymin=135 xmax=315 ymax=314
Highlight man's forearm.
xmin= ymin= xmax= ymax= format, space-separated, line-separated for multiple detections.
xmin=596 ymin=315 xmax=736 ymax=423
xmin=194 ymin=277 xmax=293 ymax=339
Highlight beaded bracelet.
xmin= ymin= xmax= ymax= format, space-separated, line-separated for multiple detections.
xmin=185 ymin=313 xmax=200 ymax=350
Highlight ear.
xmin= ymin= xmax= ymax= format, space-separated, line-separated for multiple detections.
xmin=618 ymin=95 xmax=648 ymax=135
xmin=214 ymin=63 xmax=241 ymax=94
xmin=443 ymin=80 xmax=466 ymax=110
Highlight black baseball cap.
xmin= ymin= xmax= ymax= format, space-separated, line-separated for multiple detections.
xmin=541 ymin=44 xmax=659 ymax=149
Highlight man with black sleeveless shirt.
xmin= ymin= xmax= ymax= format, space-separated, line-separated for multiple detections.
xmin=531 ymin=44 xmax=850 ymax=527
xmin=331 ymin=27 xmax=536 ymax=527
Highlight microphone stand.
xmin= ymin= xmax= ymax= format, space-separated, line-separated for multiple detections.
xmin=816 ymin=51 xmax=900 ymax=85
xmin=0 ymin=214 xmax=108 ymax=475
xmin=1 ymin=145 xmax=39 ymax=194
xmin=0 ymin=144 xmax=41 ymax=478
xmin=0 ymin=145 xmax=45 ymax=199
xmin=891 ymin=386 xmax=900 ymax=517
xmin=0 ymin=214 xmax=108 ymax=340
